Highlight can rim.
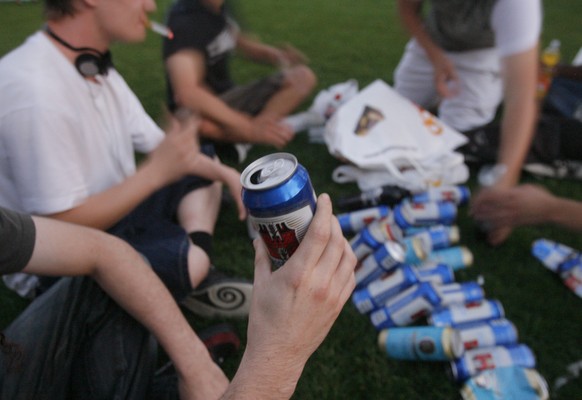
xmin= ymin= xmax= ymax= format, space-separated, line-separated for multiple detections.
xmin=240 ymin=152 xmax=298 ymax=190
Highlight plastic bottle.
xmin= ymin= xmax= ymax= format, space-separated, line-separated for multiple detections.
xmin=536 ymin=39 xmax=561 ymax=100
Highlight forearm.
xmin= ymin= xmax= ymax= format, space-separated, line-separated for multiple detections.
xmin=47 ymin=163 xmax=165 ymax=230
xmin=182 ymin=89 xmax=254 ymax=143
xmin=397 ymin=0 xmax=442 ymax=62
xmin=222 ymin=349 xmax=304 ymax=400
xmin=547 ymin=197 xmax=582 ymax=231
xmin=497 ymin=50 xmax=539 ymax=187
xmin=236 ymin=34 xmax=282 ymax=66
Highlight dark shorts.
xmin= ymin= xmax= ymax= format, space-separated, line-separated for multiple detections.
xmin=107 ymin=144 xmax=215 ymax=301
xmin=220 ymin=72 xmax=284 ymax=116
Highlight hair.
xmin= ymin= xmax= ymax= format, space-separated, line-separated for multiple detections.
xmin=44 ymin=0 xmax=78 ymax=20
xmin=0 ymin=332 xmax=23 ymax=373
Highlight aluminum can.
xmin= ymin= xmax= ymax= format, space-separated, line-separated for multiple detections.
xmin=378 ymin=326 xmax=464 ymax=361
xmin=417 ymin=246 xmax=473 ymax=271
xmin=393 ymin=200 xmax=457 ymax=229
xmin=429 ymin=299 xmax=505 ymax=327
xmin=401 ymin=236 xmax=430 ymax=265
xmin=349 ymin=214 xmax=403 ymax=262
xmin=405 ymin=224 xmax=460 ymax=251
xmin=338 ymin=205 xmax=390 ymax=236
xmin=560 ymin=261 xmax=582 ymax=298
xmin=353 ymin=263 xmax=454 ymax=314
xmin=241 ymin=153 xmax=316 ymax=267
xmin=434 ymin=281 xmax=485 ymax=307
xmin=355 ymin=241 xmax=405 ymax=289
xmin=450 ymin=344 xmax=536 ymax=383
xmin=369 ymin=282 xmax=441 ymax=330
xmin=460 ymin=367 xmax=549 ymax=400
xmin=457 ymin=318 xmax=519 ymax=351
xmin=411 ymin=185 xmax=471 ymax=205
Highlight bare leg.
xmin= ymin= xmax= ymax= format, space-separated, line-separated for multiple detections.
xmin=260 ymin=65 xmax=317 ymax=117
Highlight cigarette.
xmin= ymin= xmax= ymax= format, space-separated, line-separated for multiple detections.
xmin=146 ymin=20 xmax=174 ymax=40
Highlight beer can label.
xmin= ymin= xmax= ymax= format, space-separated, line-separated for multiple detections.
xmin=250 ymin=205 xmax=313 ymax=268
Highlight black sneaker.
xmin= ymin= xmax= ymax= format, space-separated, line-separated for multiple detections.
xmin=181 ymin=270 xmax=253 ymax=319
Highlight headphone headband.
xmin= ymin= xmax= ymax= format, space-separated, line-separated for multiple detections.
xmin=44 ymin=26 xmax=113 ymax=77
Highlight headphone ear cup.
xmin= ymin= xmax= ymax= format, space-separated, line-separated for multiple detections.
xmin=75 ymin=53 xmax=101 ymax=78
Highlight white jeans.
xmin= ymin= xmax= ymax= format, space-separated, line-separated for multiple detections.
xmin=394 ymin=39 xmax=504 ymax=132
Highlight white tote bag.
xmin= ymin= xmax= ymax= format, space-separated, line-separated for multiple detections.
xmin=324 ymin=79 xmax=469 ymax=192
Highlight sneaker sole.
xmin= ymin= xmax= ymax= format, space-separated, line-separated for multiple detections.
xmin=181 ymin=280 xmax=253 ymax=319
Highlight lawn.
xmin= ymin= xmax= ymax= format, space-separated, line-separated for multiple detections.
xmin=1 ymin=0 xmax=582 ymax=399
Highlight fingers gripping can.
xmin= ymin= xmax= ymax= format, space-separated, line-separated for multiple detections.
xmin=241 ymin=153 xmax=316 ymax=267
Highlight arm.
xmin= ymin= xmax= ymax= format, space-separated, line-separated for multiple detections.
xmin=48 ymin=114 xmax=246 ymax=229
xmin=495 ymin=46 xmax=539 ymax=188
xmin=396 ymin=0 xmax=459 ymax=98
xmin=24 ymin=216 xmax=229 ymax=400
xmin=222 ymin=194 xmax=356 ymax=399
xmin=236 ymin=34 xmax=308 ymax=68
xmin=470 ymin=184 xmax=582 ymax=238
xmin=165 ymin=50 xmax=292 ymax=148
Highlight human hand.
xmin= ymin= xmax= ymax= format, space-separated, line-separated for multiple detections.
xmin=146 ymin=112 xmax=201 ymax=186
xmin=251 ymin=115 xmax=294 ymax=148
xmin=236 ymin=194 xmax=356 ymax=398
xmin=276 ymin=43 xmax=309 ymax=68
xmin=470 ymin=184 xmax=555 ymax=245
xmin=431 ymin=51 xmax=460 ymax=99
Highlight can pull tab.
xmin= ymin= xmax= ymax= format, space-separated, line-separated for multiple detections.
xmin=252 ymin=159 xmax=286 ymax=184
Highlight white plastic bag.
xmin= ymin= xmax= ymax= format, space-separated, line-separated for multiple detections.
xmin=324 ymin=79 xmax=469 ymax=191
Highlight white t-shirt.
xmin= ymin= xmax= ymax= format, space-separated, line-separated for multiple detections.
xmin=492 ymin=0 xmax=542 ymax=57
xmin=0 ymin=31 xmax=164 ymax=215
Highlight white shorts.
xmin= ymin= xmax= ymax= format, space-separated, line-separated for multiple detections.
xmin=393 ymin=39 xmax=504 ymax=132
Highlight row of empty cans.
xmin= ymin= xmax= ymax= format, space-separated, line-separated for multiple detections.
xmin=341 ymin=199 xmax=459 ymax=238
xmin=338 ymin=185 xmax=470 ymax=235
xmin=376 ymin=319 xmax=518 ymax=363
xmin=369 ymin=281 xmax=485 ymax=330
xmin=352 ymin=263 xmax=455 ymax=313
xmin=355 ymin=241 xmax=473 ymax=290
xmin=532 ymin=238 xmax=582 ymax=298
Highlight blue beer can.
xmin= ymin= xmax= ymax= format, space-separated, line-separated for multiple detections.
xmin=416 ymin=263 xmax=455 ymax=285
xmin=355 ymin=240 xmax=405 ymax=289
xmin=411 ymin=185 xmax=471 ymax=206
xmin=434 ymin=281 xmax=485 ymax=307
xmin=369 ymin=282 xmax=441 ymax=330
xmin=354 ymin=263 xmax=456 ymax=314
xmin=349 ymin=214 xmax=403 ymax=262
xmin=241 ymin=153 xmax=316 ymax=268
xmin=338 ymin=205 xmax=391 ymax=236
xmin=378 ymin=326 xmax=464 ymax=361
xmin=401 ymin=236 xmax=430 ymax=265
xmin=450 ymin=344 xmax=536 ymax=383
xmin=417 ymin=246 xmax=474 ymax=271
xmin=393 ymin=200 xmax=458 ymax=229
xmin=405 ymin=224 xmax=460 ymax=251
xmin=352 ymin=264 xmax=420 ymax=313
xmin=457 ymin=318 xmax=519 ymax=351
xmin=429 ymin=299 xmax=505 ymax=327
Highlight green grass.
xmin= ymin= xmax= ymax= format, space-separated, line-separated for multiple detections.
xmin=2 ymin=1 xmax=582 ymax=399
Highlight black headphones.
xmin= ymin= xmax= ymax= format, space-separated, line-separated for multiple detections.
xmin=44 ymin=26 xmax=113 ymax=78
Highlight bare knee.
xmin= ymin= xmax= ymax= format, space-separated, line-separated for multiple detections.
xmin=284 ymin=65 xmax=317 ymax=98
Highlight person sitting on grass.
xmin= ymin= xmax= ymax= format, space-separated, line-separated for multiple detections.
xmin=0 ymin=0 xmax=251 ymax=320
xmin=162 ymin=0 xmax=320 ymax=163
xmin=0 ymin=193 xmax=357 ymax=399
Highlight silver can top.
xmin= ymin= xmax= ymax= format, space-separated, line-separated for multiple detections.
xmin=241 ymin=153 xmax=298 ymax=190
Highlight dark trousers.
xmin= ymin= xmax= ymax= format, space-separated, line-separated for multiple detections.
xmin=0 ymin=277 xmax=157 ymax=400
